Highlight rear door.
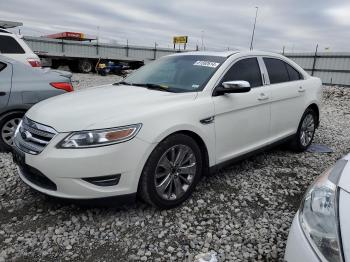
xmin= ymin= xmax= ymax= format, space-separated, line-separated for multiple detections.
xmin=263 ymin=57 xmax=305 ymax=140
xmin=0 ymin=61 xmax=12 ymax=109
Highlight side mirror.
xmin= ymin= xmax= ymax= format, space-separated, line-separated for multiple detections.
xmin=213 ymin=80 xmax=251 ymax=96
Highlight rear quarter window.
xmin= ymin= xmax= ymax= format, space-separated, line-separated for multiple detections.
xmin=0 ymin=35 xmax=25 ymax=54
xmin=285 ymin=63 xmax=302 ymax=81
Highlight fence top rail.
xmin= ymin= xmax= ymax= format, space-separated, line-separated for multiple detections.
xmin=284 ymin=52 xmax=350 ymax=58
xmin=23 ymin=36 xmax=187 ymax=52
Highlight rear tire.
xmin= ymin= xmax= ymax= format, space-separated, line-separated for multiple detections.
xmin=78 ymin=59 xmax=93 ymax=73
xmin=289 ymin=108 xmax=316 ymax=152
xmin=138 ymin=134 xmax=203 ymax=209
xmin=0 ymin=112 xmax=24 ymax=152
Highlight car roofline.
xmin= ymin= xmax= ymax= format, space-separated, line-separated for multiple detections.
xmin=168 ymin=51 xmax=240 ymax=58
xmin=164 ymin=50 xmax=295 ymax=59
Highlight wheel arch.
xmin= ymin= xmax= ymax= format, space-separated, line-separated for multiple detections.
xmin=143 ymin=128 xmax=211 ymax=177
xmin=306 ymin=103 xmax=320 ymax=128
xmin=0 ymin=108 xmax=27 ymax=120
xmin=170 ymin=130 xmax=210 ymax=175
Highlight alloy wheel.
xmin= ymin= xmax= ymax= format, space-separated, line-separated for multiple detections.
xmin=1 ymin=117 xmax=21 ymax=146
xmin=300 ymin=114 xmax=315 ymax=147
xmin=154 ymin=144 xmax=197 ymax=200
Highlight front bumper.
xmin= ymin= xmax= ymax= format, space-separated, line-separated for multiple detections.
xmin=284 ymin=212 xmax=319 ymax=262
xmin=15 ymin=133 xmax=155 ymax=199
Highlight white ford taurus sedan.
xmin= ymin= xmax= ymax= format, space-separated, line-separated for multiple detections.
xmin=285 ymin=154 xmax=350 ymax=262
xmin=12 ymin=51 xmax=322 ymax=208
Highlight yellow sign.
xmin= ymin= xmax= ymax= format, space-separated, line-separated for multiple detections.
xmin=173 ymin=36 xmax=188 ymax=44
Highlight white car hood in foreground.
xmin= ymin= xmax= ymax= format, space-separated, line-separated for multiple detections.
xmin=26 ymin=84 xmax=197 ymax=132
xmin=337 ymin=154 xmax=350 ymax=262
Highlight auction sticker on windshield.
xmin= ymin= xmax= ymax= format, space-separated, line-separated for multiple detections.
xmin=193 ymin=61 xmax=220 ymax=68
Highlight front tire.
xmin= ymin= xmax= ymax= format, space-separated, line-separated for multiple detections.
xmin=289 ymin=108 xmax=316 ymax=152
xmin=138 ymin=134 xmax=203 ymax=209
xmin=0 ymin=112 xmax=24 ymax=152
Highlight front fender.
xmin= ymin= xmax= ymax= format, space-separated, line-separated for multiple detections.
xmin=138 ymin=122 xmax=216 ymax=167
xmin=0 ymin=104 xmax=31 ymax=117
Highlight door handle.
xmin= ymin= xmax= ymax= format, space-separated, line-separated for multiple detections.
xmin=298 ymin=86 xmax=305 ymax=93
xmin=258 ymin=93 xmax=269 ymax=101
xmin=0 ymin=92 xmax=6 ymax=96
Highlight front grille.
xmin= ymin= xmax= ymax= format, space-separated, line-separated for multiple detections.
xmin=14 ymin=116 xmax=57 ymax=154
xmin=20 ymin=163 xmax=57 ymax=191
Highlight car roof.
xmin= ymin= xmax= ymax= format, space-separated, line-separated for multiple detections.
xmin=0 ymin=54 xmax=17 ymax=64
xmin=171 ymin=51 xmax=239 ymax=57
xmin=170 ymin=50 xmax=287 ymax=59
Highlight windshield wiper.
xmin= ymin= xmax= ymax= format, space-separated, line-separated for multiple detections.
xmin=132 ymin=83 xmax=174 ymax=92
xmin=113 ymin=81 xmax=133 ymax=86
xmin=114 ymin=82 xmax=175 ymax=92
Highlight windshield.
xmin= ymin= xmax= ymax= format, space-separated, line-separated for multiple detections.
xmin=122 ymin=55 xmax=226 ymax=92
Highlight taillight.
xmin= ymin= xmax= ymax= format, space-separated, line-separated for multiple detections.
xmin=50 ymin=82 xmax=74 ymax=92
xmin=27 ymin=59 xmax=41 ymax=67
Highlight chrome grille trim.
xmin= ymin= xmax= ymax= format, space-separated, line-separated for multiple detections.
xmin=14 ymin=116 xmax=57 ymax=155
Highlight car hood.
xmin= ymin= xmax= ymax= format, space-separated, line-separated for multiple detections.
xmin=26 ymin=84 xmax=197 ymax=132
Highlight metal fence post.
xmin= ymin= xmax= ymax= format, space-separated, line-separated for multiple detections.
xmin=154 ymin=42 xmax=157 ymax=60
xmin=61 ymin=39 xmax=64 ymax=53
xmin=311 ymin=44 xmax=318 ymax=76
xmin=126 ymin=39 xmax=129 ymax=57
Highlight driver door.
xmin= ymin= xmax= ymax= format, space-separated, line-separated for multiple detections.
xmin=213 ymin=57 xmax=271 ymax=164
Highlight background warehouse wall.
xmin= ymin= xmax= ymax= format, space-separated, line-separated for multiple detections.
xmin=285 ymin=52 xmax=350 ymax=87
xmin=23 ymin=36 xmax=350 ymax=86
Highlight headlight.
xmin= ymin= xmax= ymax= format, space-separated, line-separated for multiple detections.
xmin=300 ymin=160 xmax=348 ymax=262
xmin=57 ymin=124 xmax=142 ymax=148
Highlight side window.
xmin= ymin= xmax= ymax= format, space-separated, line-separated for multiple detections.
xmin=285 ymin=62 xmax=302 ymax=81
xmin=0 ymin=35 xmax=25 ymax=54
xmin=263 ymin=58 xmax=289 ymax=84
xmin=0 ymin=62 xmax=6 ymax=72
xmin=222 ymin=58 xmax=262 ymax=88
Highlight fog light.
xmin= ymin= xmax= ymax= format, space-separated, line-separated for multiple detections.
xmin=83 ymin=174 xmax=121 ymax=187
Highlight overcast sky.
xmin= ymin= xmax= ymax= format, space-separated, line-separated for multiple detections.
xmin=1 ymin=0 xmax=350 ymax=52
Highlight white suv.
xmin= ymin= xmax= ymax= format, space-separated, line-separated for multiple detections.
xmin=0 ymin=29 xmax=41 ymax=67
xmin=12 ymin=51 xmax=322 ymax=208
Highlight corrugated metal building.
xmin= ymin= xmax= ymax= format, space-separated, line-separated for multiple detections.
xmin=285 ymin=52 xmax=350 ymax=87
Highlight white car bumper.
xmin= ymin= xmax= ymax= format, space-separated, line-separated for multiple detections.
xmin=15 ymin=133 xmax=155 ymax=200
xmin=284 ymin=212 xmax=319 ymax=262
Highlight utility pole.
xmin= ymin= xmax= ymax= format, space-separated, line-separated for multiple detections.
xmin=97 ymin=26 xmax=100 ymax=43
xmin=249 ymin=6 xmax=259 ymax=50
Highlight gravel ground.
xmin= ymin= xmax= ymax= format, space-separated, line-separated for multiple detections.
xmin=0 ymin=74 xmax=349 ymax=261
